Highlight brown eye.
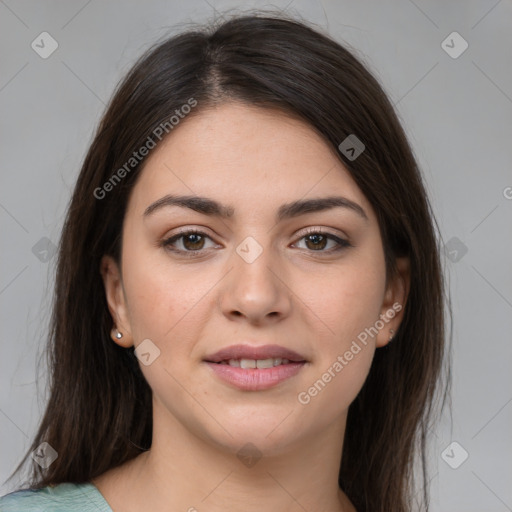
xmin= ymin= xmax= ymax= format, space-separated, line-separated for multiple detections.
xmin=304 ymin=233 xmax=328 ymax=251
xmin=294 ymin=230 xmax=351 ymax=253
xmin=181 ymin=233 xmax=205 ymax=250
xmin=162 ymin=230 xmax=216 ymax=253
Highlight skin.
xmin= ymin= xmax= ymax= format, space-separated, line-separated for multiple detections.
xmin=93 ymin=102 xmax=410 ymax=512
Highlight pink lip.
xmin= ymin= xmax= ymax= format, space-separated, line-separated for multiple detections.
xmin=205 ymin=361 xmax=306 ymax=391
xmin=203 ymin=344 xmax=308 ymax=391
xmin=204 ymin=344 xmax=307 ymax=363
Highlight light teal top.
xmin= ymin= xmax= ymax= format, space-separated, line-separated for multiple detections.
xmin=0 ymin=482 xmax=112 ymax=511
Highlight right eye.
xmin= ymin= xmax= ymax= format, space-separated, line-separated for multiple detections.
xmin=162 ymin=229 xmax=218 ymax=254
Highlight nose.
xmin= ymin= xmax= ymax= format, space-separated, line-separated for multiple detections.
xmin=218 ymin=239 xmax=292 ymax=325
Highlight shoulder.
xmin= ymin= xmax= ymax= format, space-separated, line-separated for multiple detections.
xmin=0 ymin=482 xmax=112 ymax=512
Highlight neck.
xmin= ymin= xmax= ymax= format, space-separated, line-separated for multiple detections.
xmin=93 ymin=400 xmax=356 ymax=512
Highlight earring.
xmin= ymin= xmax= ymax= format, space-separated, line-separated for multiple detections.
xmin=112 ymin=328 xmax=123 ymax=339
xmin=389 ymin=329 xmax=395 ymax=342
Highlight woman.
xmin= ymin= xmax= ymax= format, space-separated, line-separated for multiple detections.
xmin=1 ymin=12 xmax=450 ymax=512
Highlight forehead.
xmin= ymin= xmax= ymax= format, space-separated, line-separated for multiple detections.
xmin=126 ymin=102 xmax=375 ymax=222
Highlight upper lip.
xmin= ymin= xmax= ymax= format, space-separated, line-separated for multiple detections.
xmin=204 ymin=344 xmax=307 ymax=363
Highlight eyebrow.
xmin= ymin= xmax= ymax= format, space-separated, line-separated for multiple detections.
xmin=143 ymin=194 xmax=368 ymax=222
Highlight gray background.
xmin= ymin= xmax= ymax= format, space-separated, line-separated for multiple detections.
xmin=1 ymin=1 xmax=511 ymax=510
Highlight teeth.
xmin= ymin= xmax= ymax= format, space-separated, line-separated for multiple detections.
xmin=256 ymin=358 xmax=274 ymax=369
xmin=221 ymin=358 xmax=292 ymax=368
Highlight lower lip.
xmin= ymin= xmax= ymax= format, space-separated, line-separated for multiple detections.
xmin=204 ymin=361 xmax=306 ymax=391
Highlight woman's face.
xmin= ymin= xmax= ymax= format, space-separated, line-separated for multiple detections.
xmin=101 ymin=101 xmax=408 ymax=456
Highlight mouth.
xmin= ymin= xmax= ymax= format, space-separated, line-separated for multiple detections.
xmin=212 ymin=357 xmax=301 ymax=368
xmin=203 ymin=344 xmax=308 ymax=391
xmin=204 ymin=343 xmax=307 ymax=365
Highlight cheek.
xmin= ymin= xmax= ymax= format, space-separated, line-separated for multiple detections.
xmin=120 ymin=241 xmax=180 ymax=340
xmin=295 ymin=252 xmax=386 ymax=344
xmin=293 ymin=251 xmax=385 ymax=407
xmin=121 ymin=243 xmax=218 ymax=348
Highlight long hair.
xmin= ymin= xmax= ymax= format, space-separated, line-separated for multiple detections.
xmin=6 ymin=12 xmax=451 ymax=512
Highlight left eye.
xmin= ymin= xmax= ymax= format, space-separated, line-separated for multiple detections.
xmin=293 ymin=231 xmax=350 ymax=252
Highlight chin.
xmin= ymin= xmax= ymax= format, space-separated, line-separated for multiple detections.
xmin=201 ymin=412 xmax=304 ymax=457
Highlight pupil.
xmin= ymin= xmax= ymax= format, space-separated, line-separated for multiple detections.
xmin=185 ymin=234 xmax=203 ymax=249
xmin=307 ymin=234 xmax=326 ymax=250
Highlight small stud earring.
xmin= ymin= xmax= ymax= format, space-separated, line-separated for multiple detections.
xmin=389 ymin=329 xmax=395 ymax=342
xmin=113 ymin=329 xmax=123 ymax=339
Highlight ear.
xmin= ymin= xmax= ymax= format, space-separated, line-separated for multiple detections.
xmin=100 ymin=255 xmax=133 ymax=348
xmin=376 ymin=256 xmax=410 ymax=348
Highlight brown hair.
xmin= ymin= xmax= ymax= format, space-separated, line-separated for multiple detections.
xmin=6 ymin=12 xmax=451 ymax=512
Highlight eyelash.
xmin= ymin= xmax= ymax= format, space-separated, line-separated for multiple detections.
xmin=161 ymin=228 xmax=352 ymax=258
